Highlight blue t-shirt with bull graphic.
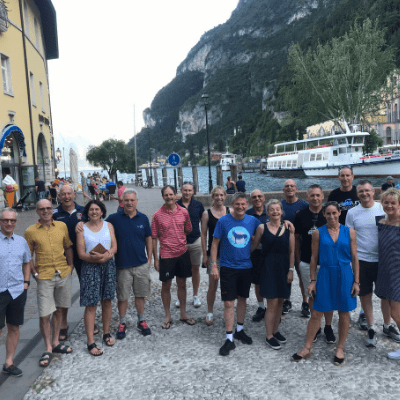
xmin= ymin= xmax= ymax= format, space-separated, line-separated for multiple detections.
xmin=213 ymin=213 xmax=261 ymax=269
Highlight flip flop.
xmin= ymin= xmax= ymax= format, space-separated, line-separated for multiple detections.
xmin=162 ymin=321 xmax=171 ymax=329
xmin=52 ymin=344 xmax=73 ymax=354
xmin=39 ymin=352 xmax=52 ymax=367
xmin=205 ymin=313 xmax=214 ymax=326
xmin=180 ymin=318 xmax=196 ymax=326
xmin=59 ymin=326 xmax=69 ymax=341
xmin=87 ymin=343 xmax=103 ymax=357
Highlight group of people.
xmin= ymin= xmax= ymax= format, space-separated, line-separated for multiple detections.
xmin=226 ymin=175 xmax=246 ymax=194
xmin=2 ymin=168 xmax=400 ymax=378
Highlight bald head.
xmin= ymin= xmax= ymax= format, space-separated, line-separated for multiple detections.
xmin=250 ymin=189 xmax=265 ymax=211
xmin=36 ymin=199 xmax=52 ymax=210
xmin=60 ymin=185 xmax=74 ymax=194
xmin=283 ymin=179 xmax=298 ymax=202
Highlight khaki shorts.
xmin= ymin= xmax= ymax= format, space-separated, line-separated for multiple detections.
xmin=299 ymin=261 xmax=320 ymax=298
xmin=186 ymin=237 xmax=202 ymax=266
xmin=37 ymin=273 xmax=72 ymax=317
xmin=116 ymin=263 xmax=151 ymax=301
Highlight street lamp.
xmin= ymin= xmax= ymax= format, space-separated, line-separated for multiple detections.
xmin=56 ymin=148 xmax=61 ymax=162
xmin=202 ymin=94 xmax=213 ymax=193
xmin=148 ymin=129 xmax=153 ymax=187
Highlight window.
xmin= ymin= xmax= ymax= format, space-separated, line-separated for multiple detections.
xmin=333 ymin=150 xmax=338 ymax=157
xmin=39 ymin=81 xmax=45 ymax=112
xmin=323 ymin=152 xmax=329 ymax=160
xmin=30 ymin=72 xmax=36 ymax=106
xmin=34 ymin=18 xmax=40 ymax=48
xmin=310 ymin=153 xmax=316 ymax=161
xmin=23 ymin=1 xmax=29 ymax=37
xmin=316 ymin=153 xmax=322 ymax=161
xmin=292 ymin=161 xmax=297 ymax=168
xmin=1 ymin=53 xmax=13 ymax=95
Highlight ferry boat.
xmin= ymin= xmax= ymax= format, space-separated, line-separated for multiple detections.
xmin=220 ymin=147 xmax=236 ymax=171
xmin=264 ymin=122 xmax=400 ymax=178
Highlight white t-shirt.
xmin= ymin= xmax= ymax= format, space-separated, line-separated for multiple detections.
xmin=345 ymin=202 xmax=385 ymax=262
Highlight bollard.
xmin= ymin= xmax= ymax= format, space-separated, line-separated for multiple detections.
xmin=177 ymin=167 xmax=183 ymax=189
xmin=237 ymin=161 xmax=242 ymax=173
xmin=230 ymin=164 xmax=238 ymax=182
xmin=162 ymin=167 xmax=168 ymax=187
xmin=192 ymin=166 xmax=199 ymax=194
xmin=153 ymin=168 xmax=158 ymax=186
xmin=216 ymin=165 xmax=223 ymax=187
xmin=259 ymin=162 xmax=264 ymax=173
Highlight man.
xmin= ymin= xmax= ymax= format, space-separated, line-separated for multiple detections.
xmin=0 ymin=208 xmax=31 ymax=377
xmin=281 ymin=179 xmax=309 ymax=315
xmin=294 ymin=184 xmax=336 ymax=343
xmin=152 ymin=185 xmax=195 ymax=328
xmin=346 ymin=179 xmax=400 ymax=346
xmin=110 ymin=181 xmax=127 ymax=212
xmin=381 ymin=176 xmax=395 ymax=192
xmin=176 ymin=182 xmax=205 ymax=308
xmin=210 ymin=193 xmax=263 ymax=356
xmin=25 ymin=199 xmax=74 ymax=367
xmin=35 ymin=176 xmax=46 ymax=200
xmin=80 ymin=172 xmax=91 ymax=204
xmin=106 ymin=189 xmax=152 ymax=338
xmin=236 ymin=175 xmax=246 ymax=193
xmin=328 ymin=166 xmax=360 ymax=225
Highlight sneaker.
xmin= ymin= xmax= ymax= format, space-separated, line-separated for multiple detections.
xmin=266 ymin=336 xmax=281 ymax=350
xmin=2 ymin=364 xmax=22 ymax=377
xmin=137 ymin=321 xmax=151 ymax=336
xmin=175 ymin=299 xmax=180 ymax=308
xmin=387 ymin=348 xmax=400 ymax=360
xmin=383 ymin=325 xmax=400 ymax=343
xmin=252 ymin=307 xmax=266 ymax=322
xmin=219 ymin=339 xmax=236 ymax=356
xmin=324 ymin=325 xmax=336 ymax=344
xmin=233 ymin=329 xmax=253 ymax=345
xmin=116 ymin=323 xmax=127 ymax=340
xmin=313 ymin=328 xmax=321 ymax=343
xmin=301 ymin=302 xmax=310 ymax=318
xmin=193 ymin=296 xmax=201 ymax=308
xmin=273 ymin=331 xmax=287 ymax=344
xmin=366 ymin=328 xmax=377 ymax=348
xmin=282 ymin=300 xmax=292 ymax=315
xmin=358 ymin=313 xmax=368 ymax=331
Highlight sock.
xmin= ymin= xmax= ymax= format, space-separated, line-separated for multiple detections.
xmin=368 ymin=324 xmax=375 ymax=331
xmin=384 ymin=323 xmax=391 ymax=329
xmin=138 ymin=313 xmax=144 ymax=323
xmin=226 ymin=331 xmax=233 ymax=342
xmin=360 ymin=308 xmax=364 ymax=315
xmin=258 ymin=301 xmax=265 ymax=309
xmin=237 ymin=323 xmax=244 ymax=332
xmin=120 ymin=316 xmax=127 ymax=325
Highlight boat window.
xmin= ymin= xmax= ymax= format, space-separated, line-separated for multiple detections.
xmin=310 ymin=154 xmax=316 ymax=161
xmin=282 ymin=161 xmax=287 ymax=167
xmin=292 ymin=161 xmax=297 ymax=167
xmin=316 ymin=153 xmax=322 ymax=161
xmin=339 ymin=147 xmax=346 ymax=154
xmin=333 ymin=150 xmax=338 ymax=156
xmin=287 ymin=160 xmax=292 ymax=167
xmin=323 ymin=152 xmax=329 ymax=160
xmin=347 ymin=146 xmax=352 ymax=153
xmin=354 ymin=147 xmax=359 ymax=152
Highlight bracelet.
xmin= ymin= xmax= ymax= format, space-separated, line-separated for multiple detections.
xmin=24 ymin=280 xmax=30 ymax=286
xmin=354 ymin=281 xmax=360 ymax=285
xmin=33 ymin=272 xmax=39 ymax=278
xmin=311 ymin=279 xmax=316 ymax=282
xmin=289 ymin=268 xmax=295 ymax=272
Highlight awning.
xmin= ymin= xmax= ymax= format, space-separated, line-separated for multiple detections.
xmin=0 ymin=125 xmax=27 ymax=157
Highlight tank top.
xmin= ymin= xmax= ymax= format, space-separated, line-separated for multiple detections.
xmin=83 ymin=221 xmax=111 ymax=254
xmin=207 ymin=207 xmax=230 ymax=256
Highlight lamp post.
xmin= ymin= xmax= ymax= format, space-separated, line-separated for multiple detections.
xmin=63 ymin=147 xmax=66 ymax=179
xmin=148 ymin=129 xmax=153 ymax=187
xmin=202 ymin=94 xmax=213 ymax=193
xmin=55 ymin=148 xmax=62 ymax=179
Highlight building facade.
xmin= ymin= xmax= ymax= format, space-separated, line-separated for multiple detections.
xmin=375 ymin=96 xmax=400 ymax=151
xmin=0 ymin=0 xmax=58 ymax=205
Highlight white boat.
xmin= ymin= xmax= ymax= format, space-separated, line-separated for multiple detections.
xmin=220 ymin=150 xmax=236 ymax=171
xmin=265 ymin=122 xmax=400 ymax=178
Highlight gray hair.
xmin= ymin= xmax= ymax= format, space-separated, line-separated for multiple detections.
xmin=265 ymin=199 xmax=283 ymax=212
xmin=230 ymin=193 xmax=248 ymax=204
xmin=0 ymin=207 xmax=17 ymax=220
xmin=122 ymin=188 xmax=138 ymax=199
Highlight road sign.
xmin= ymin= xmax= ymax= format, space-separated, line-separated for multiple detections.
xmin=168 ymin=153 xmax=180 ymax=166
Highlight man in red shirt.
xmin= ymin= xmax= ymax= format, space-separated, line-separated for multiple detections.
xmin=110 ymin=181 xmax=126 ymax=213
xmin=152 ymin=185 xmax=196 ymax=329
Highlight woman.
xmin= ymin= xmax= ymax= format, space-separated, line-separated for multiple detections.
xmin=292 ymin=201 xmax=359 ymax=365
xmin=259 ymin=200 xmax=294 ymax=350
xmin=375 ymin=188 xmax=400 ymax=360
xmin=226 ymin=176 xmax=235 ymax=194
xmin=201 ymin=186 xmax=230 ymax=325
xmin=77 ymin=200 xmax=117 ymax=356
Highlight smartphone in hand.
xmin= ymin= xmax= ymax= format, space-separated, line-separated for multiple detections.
xmin=311 ymin=290 xmax=316 ymax=300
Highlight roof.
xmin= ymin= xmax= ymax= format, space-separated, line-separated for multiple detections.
xmin=33 ymin=0 xmax=58 ymax=60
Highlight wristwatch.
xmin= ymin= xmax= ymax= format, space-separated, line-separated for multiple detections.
xmin=289 ymin=268 xmax=295 ymax=272
xmin=24 ymin=280 xmax=30 ymax=286
xmin=33 ymin=272 xmax=39 ymax=278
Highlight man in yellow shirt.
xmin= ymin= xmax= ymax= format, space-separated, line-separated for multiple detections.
xmin=25 ymin=199 xmax=74 ymax=367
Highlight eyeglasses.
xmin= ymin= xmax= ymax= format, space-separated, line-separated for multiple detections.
xmin=251 ymin=195 xmax=263 ymax=199
xmin=37 ymin=207 xmax=53 ymax=212
xmin=183 ymin=181 xmax=193 ymax=185
xmin=0 ymin=219 xmax=17 ymax=224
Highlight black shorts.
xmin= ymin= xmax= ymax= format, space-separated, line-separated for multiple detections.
xmin=159 ymin=251 xmax=192 ymax=282
xmin=251 ymin=250 xmax=264 ymax=285
xmin=0 ymin=290 xmax=27 ymax=329
xmin=359 ymin=260 xmax=379 ymax=297
xmin=220 ymin=266 xmax=252 ymax=301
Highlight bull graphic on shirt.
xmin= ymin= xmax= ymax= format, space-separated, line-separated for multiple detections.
xmin=228 ymin=227 xmax=251 ymax=248
xmin=232 ymin=231 xmax=249 ymax=243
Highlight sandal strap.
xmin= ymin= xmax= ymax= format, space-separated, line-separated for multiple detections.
xmin=87 ymin=342 xmax=99 ymax=351
xmin=103 ymin=333 xmax=112 ymax=340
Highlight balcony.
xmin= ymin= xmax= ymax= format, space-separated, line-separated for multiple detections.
xmin=0 ymin=1 xmax=8 ymax=33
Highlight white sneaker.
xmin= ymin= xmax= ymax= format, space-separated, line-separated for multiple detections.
xmin=387 ymin=348 xmax=400 ymax=360
xmin=175 ymin=299 xmax=180 ymax=308
xmin=193 ymin=296 xmax=201 ymax=308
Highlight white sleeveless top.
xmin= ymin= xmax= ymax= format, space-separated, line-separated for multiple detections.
xmin=83 ymin=221 xmax=111 ymax=253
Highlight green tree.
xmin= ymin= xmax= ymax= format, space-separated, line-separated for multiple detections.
xmin=364 ymin=129 xmax=384 ymax=155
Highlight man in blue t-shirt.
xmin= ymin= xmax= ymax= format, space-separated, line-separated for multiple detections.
xmin=106 ymin=188 xmax=153 ymax=338
xmin=210 ymin=193 xmax=263 ymax=356
xmin=236 ymin=176 xmax=246 ymax=193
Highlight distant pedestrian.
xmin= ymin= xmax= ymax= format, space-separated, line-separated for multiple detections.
xmin=80 ymin=172 xmax=91 ymax=204
xmin=110 ymin=181 xmax=127 ymax=212
xmin=35 ymin=176 xmax=46 ymax=200
xmin=0 ymin=208 xmax=31 ymax=377
xmin=381 ymin=176 xmax=395 ymax=192
xmin=236 ymin=175 xmax=246 ymax=193
xmin=226 ymin=176 xmax=235 ymax=194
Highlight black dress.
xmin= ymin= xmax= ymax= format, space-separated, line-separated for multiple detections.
xmin=259 ymin=227 xmax=291 ymax=299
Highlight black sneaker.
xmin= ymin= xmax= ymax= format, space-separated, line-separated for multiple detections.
xmin=219 ymin=339 xmax=236 ymax=356
xmin=266 ymin=336 xmax=281 ymax=350
xmin=234 ymin=329 xmax=253 ymax=345
xmin=116 ymin=323 xmax=127 ymax=340
xmin=358 ymin=313 xmax=368 ymax=331
xmin=366 ymin=328 xmax=377 ymax=348
xmin=137 ymin=321 xmax=151 ymax=336
xmin=2 ymin=364 xmax=22 ymax=377
xmin=273 ymin=331 xmax=287 ymax=344
xmin=301 ymin=302 xmax=311 ymax=318
xmin=252 ymin=307 xmax=266 ymax=322
xmin=383 ymin=324 xmax=400 ymax=343
xmin=313 ymin=328 xmax=321 ymax=343
xmin=282 ymin=300 xmax=292 ymax=315
xmin=324 ymin=325 xmax=336 ymax=344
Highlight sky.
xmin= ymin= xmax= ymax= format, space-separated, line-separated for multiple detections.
xmin=48 ymin=0 xmax=239 ymax=170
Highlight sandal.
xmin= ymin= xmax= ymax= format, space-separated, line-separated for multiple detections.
xmin=102 ymin=333 xmax=115 ymax=347
xmin=180 ymin=318 xmax=196 ymax=326
xmin=291 ymin=346 xmax=312 ymax=362
xmin=59 ymin=326 xmax=69 ymax=341
xmin=205 ymin=313 xmax=214 ymax=326
xmin=162 ymin=320 xmax=171 ymax=329
xmin=87 ymin=343 xmax=103 ymax=357
xmin=39 ymin=352 xmax=52 ymax=367
xmin=52 ymin=344 xmax=73 ymax=354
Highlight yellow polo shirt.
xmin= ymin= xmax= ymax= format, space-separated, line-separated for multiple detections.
xmin=25 ymin=220 xmax=73 ymax=280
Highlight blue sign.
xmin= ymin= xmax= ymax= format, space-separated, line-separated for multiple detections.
xmin=168 ymin=153 xmax=180 ymax=166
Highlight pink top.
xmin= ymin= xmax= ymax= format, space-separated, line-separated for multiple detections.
xmin=117 ymin=186 xmax=126 ymax=207
xmin=151 ymin=204 xmax=192 ymax=259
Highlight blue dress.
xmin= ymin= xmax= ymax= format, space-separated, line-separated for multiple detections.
xmin=313 ymin=225 xmax=356 ymax=312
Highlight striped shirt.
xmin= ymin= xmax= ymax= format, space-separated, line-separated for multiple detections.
xmin=151 ymin=204 xmax=192 ymax=259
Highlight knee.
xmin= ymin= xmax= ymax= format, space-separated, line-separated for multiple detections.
xmin=162 ymin=281 xmax=172 ymax=291
xmin=192 ymin=265 xmax=200 ymax=273
xmin=224 ymin=301 xmax=234 ymax=310
xmin=176 ymin=278 xmax=186 ymax=289
xmin=6 ymin=324 xmax=19 ymax=334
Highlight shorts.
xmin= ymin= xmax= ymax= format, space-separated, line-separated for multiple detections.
xmin=37 ymin=273 xmax=72 ymax=317
xmin=220 ymin=266 xmax=252 ymax=301
xmin=186 ymin=238 xmax=202 ymax=266
xmin=251 ymin=249 xmax=264 ymax=285
xmin=207 ymin=258 xmax=221 ymax=275
xmin=159 ymin=251 xmax=192 ymax=282
xmin=359 ymin=260 xmax=378 ymax=297
xmin=0 ymin=290 xmax=27 ymax=329
xmin=117 ymin=263 xmax=151 ymax=300
xmin=299 ymin=261 xmax=320 ymax=298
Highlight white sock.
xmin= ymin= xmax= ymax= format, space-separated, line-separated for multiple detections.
xmin=226 ymin=333 xmax=233 ymax=342
xmin=120 ymin=316 xmax=126 ymax=325
xmin=384 ymin=323 xmax=391 ymax=329
xmin=368 ymin=324 xmax=375 ymax=331
xmin=258 ymin=302 xmax=265 ymax=309
xmin=237 ymin=323 xmax=243 ymax=332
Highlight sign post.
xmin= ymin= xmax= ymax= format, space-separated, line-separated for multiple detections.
xmin=168 ymin=153 xmax=180 ymax=192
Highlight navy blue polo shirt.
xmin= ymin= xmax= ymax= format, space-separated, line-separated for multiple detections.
xmin=176 ymin=198 xmax=205 ymax=244
xmin=246 ymin=206 xmax=269 ymax=224
xmin=106 ymin=210 xmax=152 ymax=269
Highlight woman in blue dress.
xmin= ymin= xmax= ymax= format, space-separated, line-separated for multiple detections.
xmin=292 ymin=201 xmax=360 ymax=365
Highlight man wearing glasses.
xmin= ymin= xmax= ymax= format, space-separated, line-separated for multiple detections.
xmin=0 ymin=208 xmax=31 ymax=377
xmin=25 ymin=199 xmax=74 ymax=367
